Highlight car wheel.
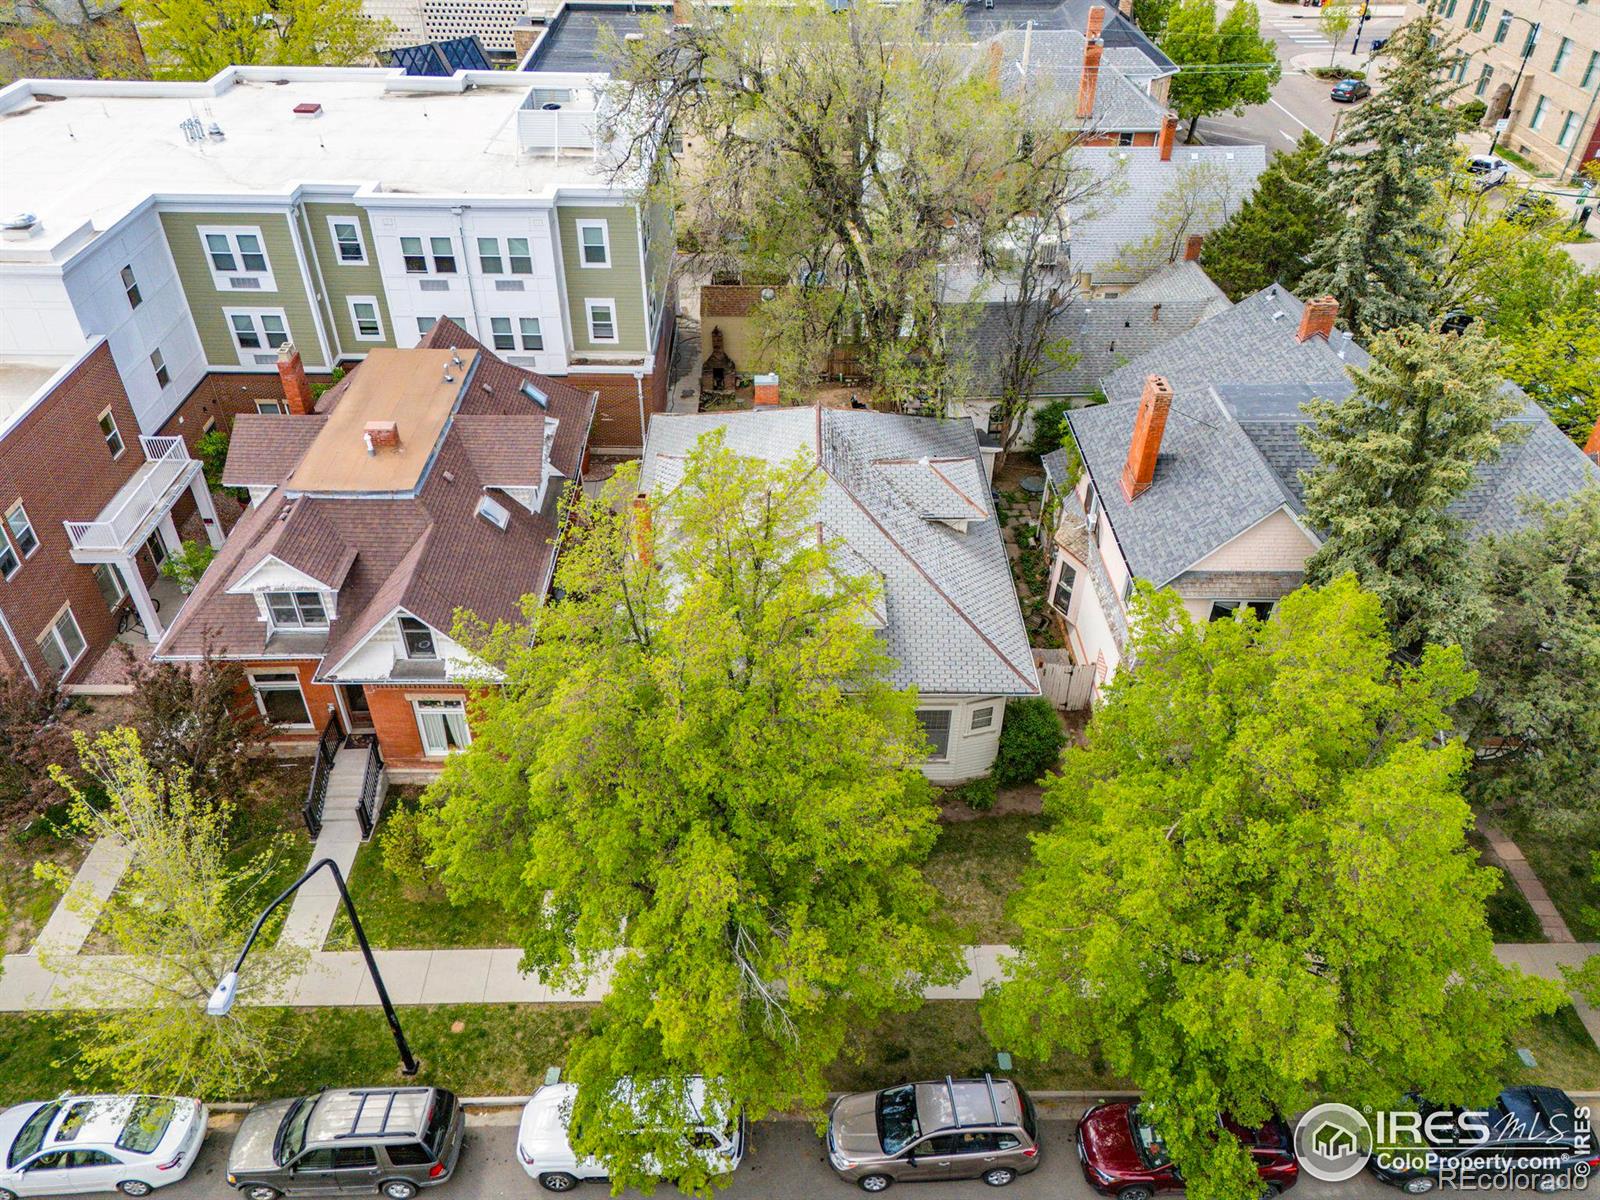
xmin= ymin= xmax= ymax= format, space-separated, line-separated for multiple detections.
xmin=983 ymin=1167 xmax=1017 ymax=1187
xmin=0 ymin=1187 xmax=18 ymax=1200
xmin=380 ymin=1182 xmax=419 ymax=1200
xmin=539 ymin=1173 xmax=580 ymax=1192
xmin=1119 ymin=1189 xmax=1155 ymax=1200
xmin=118 ymin=1184 xmax=154 ymax=1198
xmin=858 ymin=1175 xmax=894 ymax=1193
xmin=1402 ymin=1178 xmax=1438 ymax=1195
xmin=1260 ymin=1186 xmax=1281 ymax=1199
xmin=241 ymin=1187 xmax=281 ymax=1200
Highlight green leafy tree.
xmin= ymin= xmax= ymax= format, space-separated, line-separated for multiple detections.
xmin=422 ymin=434 xmax=961 ymax=1192
xmin=1300 ymin=325 xmax=1523 ymax=649
xmin=158 ymin=537 xmax=218 ymax=593
xmin=1460 ymin=489 xmax=1600 ymax=828
xmin=1302 ymin=11 xmax=1461 ymax=334
xmin=0 ymin=0 xmax=148 ymax=84
xmin=1319 ymin=2 xmax=1353 ymax=63
xmin=1161 ymin=0 xmax=1280 ymax=143
xmin=1200 ymin=132 xmax=1334 ymax=300
xmin=40 ymin=728 xmax=304 ymax=1097
xmin=1565 ymin=856 xmax=1600 ymax=1005
xmin=991 ymin=697 xmax=1067 ymax=787
xmin=125 ymin=0 xmax=386 ymax=79
xmin=1111 ymin=160 xmax=1251 ymax=278
xmin=1132 ymin=0 xmax=1178 ymax=36
xmin=986 ymin=578 xmax=1563 ymax=1200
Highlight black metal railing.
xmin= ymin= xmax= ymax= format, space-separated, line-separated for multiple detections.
xmin=302 ymin=712 xmax=343 ymax=839
xmin=354 ymin=737 xmax=384 ymax=840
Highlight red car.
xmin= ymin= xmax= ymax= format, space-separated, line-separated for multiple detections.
xmin=1076 ymin=1102 xmax=1299 ymax=1200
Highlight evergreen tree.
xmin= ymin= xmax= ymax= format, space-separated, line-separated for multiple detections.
xmin=1300 ymin=325 xmax=1523 ymax=649
xmin=1200 ymin=131 xmax=1334 ymax=300
xmin=1160 ymin=0 xmax=1280 ymax=142
xmin=1302 ymin=10 xmax=1461 ymax=334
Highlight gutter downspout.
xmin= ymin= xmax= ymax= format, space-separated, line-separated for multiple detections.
xmin=451 ymin=206 xmax=483 ymax=339
xmin=0 ymin=603 xmax=39 ymax=688
xmin=634 ymin=370 xmax=647 ymax=449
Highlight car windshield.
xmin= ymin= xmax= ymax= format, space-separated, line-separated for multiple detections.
xmin=278 ymin=1098 xmax=315 ymax=1165
xmin=877 ymin=1086 xmax=920 ymax=1156
xmin=7 ymin=1104 xmax=59 ymax=1169
xmin=118 ymin=1098 xmax=178 ymax=1155
xmin=1130 ymin=1106 xmax=1173 ymax=1168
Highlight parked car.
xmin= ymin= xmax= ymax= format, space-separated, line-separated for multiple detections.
xmin=1367 ymin=1086 xmax=1598 ymax=1195
xmin=826 ymin=1075 xmax=1042 ymax=1191
xmin=1076 ymin=1102 xmax=1299 ymax=1200
xmin=0 ymin=1094 xmax=207 ymax=1199
xmin=1331 ymin=78 xmax=1372 ymax=102
xmin=516 ymin=1078 xmax=745 ymax=1192
xmin=1369 ymin=35 xmax=1389 ymax=51
xmin=224 ymin=1087 xmax=463 ymax=1200
xmin=1507 ymin=192 xmax=1559 ymax=225
xmin=1464 ymin=154 xmax=1510 ymax=190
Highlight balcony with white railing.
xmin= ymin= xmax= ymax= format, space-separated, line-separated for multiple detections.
xmin=64 ymin=435 xmax=202 ymax=557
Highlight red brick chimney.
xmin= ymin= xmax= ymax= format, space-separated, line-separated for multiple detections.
xmin=1077 ymin=14 xmax=1104 ymax=121
xmin=1297 ymin=296 xmax=1340 ymax=343
xmin=277 ymin=343 xmax=312 ymax=416
xmin=1085 ymin=4 xmax=1106 ymax=37
xmin=1121 ymin=375 xmax=1174 ymax=501
xmin=673 ymin=0 xmax=690 ymax=23
xmin=1118 ymin=0 xmax=1132 ymax=13
xmin=753 ymin=373 xmax=780 ymax=407
xmin=633 ymin=493 xmax=653 ymax=566
xmin=987 ymin=40 xmax=1005 ymax=89
xmin=1585 ymin=414 xmax=1600 ymax=463
xmin=363 ymin=420 xmax=400 ymax=454
xmin=1183 ymin=234 xmax=1204 ymax=261
xmin=1158 ymin=113 xmax=1177 ymax=161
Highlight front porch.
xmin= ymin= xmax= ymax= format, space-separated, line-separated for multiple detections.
xmin=68 ymin=573 xmax=190 ymax=695
xmin=62 ymin=435 xmax=222 ymax=646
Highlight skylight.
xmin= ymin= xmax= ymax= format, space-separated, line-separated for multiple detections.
xmin=520 ymin=380 xmax=548 ymax=409
xmin=476 ymin=494 xmax=510 ymax=529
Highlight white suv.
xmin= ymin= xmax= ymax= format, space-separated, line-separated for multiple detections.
xmin=1465 ymin=154 xmax=1510 ymax=190
xmin=515 ymin=1078 xmax=744 ymax=1192
xmin=0 ymin=1095 xmax=207 ymax=1199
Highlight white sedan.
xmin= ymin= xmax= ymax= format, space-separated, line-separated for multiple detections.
xmin=0 ymin=1095 xmax=207 ymax=1199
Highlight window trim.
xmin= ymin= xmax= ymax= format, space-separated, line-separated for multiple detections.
xmin=6 ymin=501 xmax=39 ymax=560
xmin=0 ymin=539 xmax=16 ymax=581
xmin=150 ymin=348 xmax=170 ymax=389
xmin=413 ymin=697 xmax=471 ymax=757
xmin=518 ymin=316 xmax=544 ymax=351
xmin=576 ymin=219 xmax=611 ymax=268
xmin=585 ymin=298 xmax=618 ymax=344
xmin=489 ymin=316 xmax=516 ymax=351
xmin=254 ymin=399 xmax=285 ymax=415
xmin=263 ymin=589 xmax=330 ymax=631
xmin=347 ymin=296 xmax=385 ymax=343
xmin=120 ymin=264 xmax=142 ymax=309
xmin=429 ymin=235 xmax=458 ymax=274
xmin=916 ymin=707 xmax=953 ymax=762
xmin=197 ymin=225 xmax=276 ymax=292
xmin=223 ymin=308 xmax=291 ymax=359
xmin=247 ymin=670 xmax=314 ymax=729
xmin=98 ymin=408 xmax=126 ymax=460
xmin=1529 ymin=95 xmax=1548 ymax=130
xmin=1051 ymin=565 xmax=1076 ymax=616
xmin=1552 ymin=36 xmax=1571 ymax=72
xmin=1557 ymin=111 xmax=1578 ymax=147
xmin=37 ymin=605 xmax=87 ymax=676
xmin=968 ymin=704 xmax=996 ymax=735
xmin=327 ymin=216 xmax=368 ymax=265
xmin=400 ymin=236 xmax=429 ymax=274
xmin=398 ymin=615 xmax=438 ymax=660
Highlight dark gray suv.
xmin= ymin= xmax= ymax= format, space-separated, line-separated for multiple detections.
xmin=225 ymin=1087 xmax=464 ymax=1200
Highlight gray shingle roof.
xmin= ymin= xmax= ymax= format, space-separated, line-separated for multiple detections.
xmin=639 ymin=408 xmax=1039 ymax=697
xmin=1071 ymin=286 xmax=1599 ymax=587
xmin=961 ymin=0 xmax=1177 ymax=73
xmin=1068 ymin=145 xmax=1268 ymax=284
xmin=1122 ymin=259 xmax=1233 ymax=317
xmin=1041 ymin=447 xmax=1072 ymax=487
xmin=985 ymin=28 xmax=1166 ymax=132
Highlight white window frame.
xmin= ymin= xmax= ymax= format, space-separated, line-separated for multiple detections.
xmin=416 ymin=316 xmax=437 ymax=337
xmin=37 ymin=605 xmax=87 ymax=676
xmin=519 ymin=317 xmax=544 ymax=350
xmin=120 ymin=264 xmax=141 ymax=309
xmin=576 ymin=220 xmax=611 ymax=268
xmin=1557 ymin=112 xmax=1577 ymax=147
xmin=585 ymin=298 xmax=618 ymax=344
xmin=398 ymin=615 xmax=438 ymax=660
xmin=413 ymin=697 xmax=471 ymax=757
xmin=263 ymin=589 xmax=331 ymax=631
xmin=916 ymin=708 xmax=953 ymax=762
xmin=347 ymin=296 xmax=385 ymax=342
xmin=968 ymin=704 xmax=996 ymax=735
xmin=248 ymin=670 xmax=313 ymax=729
xmin=98 ymin=408 xmax=125 ymax=459
xmin=327 ymin=216 xmax=368 ymax=265
xmin=224 ymin=308 xmax=291 ymax=359
xmin=1529 ymin=95 xmax=1548 ymax=130
xmin=0 ymin=539 xmax=16 ymax=581
xmin=198 ymin=225 xmax=276 ymax=292
xmin=489 ymin=317 xmax=515 ymax=351
xmin=150 ymin=348 xmax=169 ymax=389
xmin=254 ymin=399 xmax=285 ymax=415
xmin=6 ymin=501 xmax=39 ymax=560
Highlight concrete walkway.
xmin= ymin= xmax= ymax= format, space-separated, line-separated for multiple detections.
xmin=1481 ymin=822 xmax=1576 ymax=943
xmin=30 ymin=837 xmax=132 ymax=956
xmin=277 ymin=749 xmax=376 ymax=949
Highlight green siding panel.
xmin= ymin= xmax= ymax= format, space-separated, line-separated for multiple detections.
xmin=304 ymin=203 xmax=394 ymax=357
xmin=159 ymin=210 xmax=327 ymax=369
xmin=558 ymin=204 xmax=647 ymax=355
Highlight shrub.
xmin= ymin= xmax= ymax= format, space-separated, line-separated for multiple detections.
xmin=992 ymin=697 xmax=1067 ymax=787
xmin=1457 ymin=98 xmax=1487 ymax=127
xmin=379 ymin=797 xmax=437 ymax=899
xmin=0 ymin=670 xmax=75 ymax=823
xmin=1028 ymin=399 xmax=1072 ymax=456
xmin=194 ymin=429 xmax=230 ymax=491
xmin=158 ymin=538 xmax=218 ymax=593
xmin=952 ymin=775 xmax=998 ymax=811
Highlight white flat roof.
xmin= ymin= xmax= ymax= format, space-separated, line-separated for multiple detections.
xmin=0 ymin=68 xmax=620 ymax=264
xmin=0 ymin=359 xmax=71 ymax=433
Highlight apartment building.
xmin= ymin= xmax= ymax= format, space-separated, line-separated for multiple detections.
xmin=1443 ymin=0 xmax=1600 ymax=177
xmin=0 ymin=66 xmax=673 ymax=455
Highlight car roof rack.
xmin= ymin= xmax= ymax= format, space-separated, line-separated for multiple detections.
xmin=941 ymin=1074 xmax=1003 ymax=1130
xmin=982 ymin=1074 xmax=1001 ymax=1125
xmin=329 ymin=1088 xmax=432 ymax=1141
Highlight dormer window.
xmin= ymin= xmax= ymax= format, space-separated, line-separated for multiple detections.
xmin=266 ymin=590 xmax=328 ymax=630
xmin=399 ymin=616 xmax=437 ymax=659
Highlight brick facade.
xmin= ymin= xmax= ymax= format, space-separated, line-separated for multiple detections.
xmin=362 ymin=682 xmax=477 ymax=776
xmin=0 ymin=343 xmax=160 ymax=685
xmin=158 ymin=368 xmax=338 ymax=449
xmin=236 ymin=658 xmax=339 ymax=747
xmin=568 ymin=305 xmax=676 ymax=453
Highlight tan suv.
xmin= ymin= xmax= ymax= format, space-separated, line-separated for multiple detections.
xmin=826 ymin=1077 xmax=1041 ymax=1191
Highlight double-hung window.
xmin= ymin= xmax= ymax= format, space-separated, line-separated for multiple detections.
xmin=489 ymin=317 xmax=516 ymax=351
xmin=120 ymin=265 xmax=141 ymax=309
xmin=401 ymin=237 xmax=429 ymax=273
xmin=201 ymin=227 xmax=274 ymax=291
xmin=0 ymin=538 xmax=17 ymax=580
xmin=916 ymin=709 xmax=952 ymax=761
xmin=429 ymin=237 xmax=457 ymax=273
xmin=227 ymin=310 xmax=290 ymax=355
xmin=329 ymin=218 xmax=367 ymax=264
xmin=1475 ymin=63 xmax=1494 ymax=96
xmin=248 ymin=671 xmax=312 ymax=727
xmin=1553 ymin=36 xmax=1572 ymax=72
xmin=519 ymin=317 xmax=544 ymax=350
xmin=1529 ymin=95 xmax=1549 ymax=130
xmin=1583 ymin=51 xmax=1599 ymax=89
xmin=576 ymin=220 xmax=610 ymax=267
xmin=265 ymin=590 xmax=329 ymax=630
xmin=586 ymin=299 xmax=617 ymax=343
xmin=150 ymin=348 xmax=170 ymax=388
xmin=477 ymin=237 xmax=534 ymax=274
xmin=1492 ymin=9 xmax=1511 ymax=42
xmin=348 ymin=297 xmax=384 ymax=341
xmin=401 ymin=236 xmax=456 ymax=273
xmin=414 ymin=698 xmax=469 ymax=756
xmin=37 ymin=607 xmax=86 ymax=676
xmin=1557 ymin=111 xmax=1578 ymax=147
xmin=99 ymin=409 xmax=125 ymax=458
xmin=1051 ymin=566 xmax=1076 ymax=615
xmin=6 ymin=502 xmax=38 ymax=558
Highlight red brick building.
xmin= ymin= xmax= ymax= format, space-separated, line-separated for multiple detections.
xmin=153 ymin=323 xmax=595 ymax=780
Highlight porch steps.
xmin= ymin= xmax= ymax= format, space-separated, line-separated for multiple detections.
xmin=278 ymin=746 xmax=381 ymax=950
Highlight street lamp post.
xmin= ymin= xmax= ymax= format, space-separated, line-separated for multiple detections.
xmin=206 ymin=856 xmax=419 ymax=1076
xmin=1488 ymin=15 xmax=1541 ymax=158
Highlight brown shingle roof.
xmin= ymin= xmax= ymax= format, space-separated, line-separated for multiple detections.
xmin=452 ymin=414 xmax=544 ymax=488
xmin=222 ymin=414 xmax=328 ymax=487
xmin=701 ymin=284 xmax=777 ymax=318
xmin=232 ymin=500 xmax=358 ymax=591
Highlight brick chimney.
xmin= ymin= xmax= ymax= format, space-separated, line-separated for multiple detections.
xmin=1120 ymin=375 xmax=1174 ymax=501
xmin=1118 ymin=0 xmax=1132 ymax=13
xmin=277 ymin=343 xmax=312 ymax=416
xmin=753 ymin=372 xmax=780 ymax=407
xmin=1158 ymin=113 xmax=1177 ymax=161
xmin=1585 ymin=414 xmax=1600 ymax=463
xmin=1077 ymin=14 xmax=1105 ymax=121
xmin=987 ymin=40 xmax=1005 ymax=89
xmin=673 ymin=0 xmax=690 ymax=24
xmin=363 ymin=420 xmax=400 ymax=454
xmin=1296 ymin=296 xmax=1340 ymax=343
xmin=1183 ymin=233 xmax=1204 ymax=261
xmin=1085 ymin=4 xmax=1106 ymax=38
xmin=633 ymin=493 xmax=653 ymax=566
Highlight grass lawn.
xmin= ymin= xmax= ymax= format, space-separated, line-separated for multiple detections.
xmin=1504 ymin=1005 xmax=1600 ymax=1090
xmin=0 ymin=818 xmax=88 ymax=955
xmin=325 ymin=793 xmax=516 ymax=951
xmin=923 ymin=813 xmax=1047 ymax=942
xmin=1509 ymin=825 xmax=1600 ymax=941
xmin=1467 ymin=829 xmax=1545 ymax=943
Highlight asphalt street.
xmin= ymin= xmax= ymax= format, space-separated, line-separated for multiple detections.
xmin=150 ymin=1114 xmax=1554 ymax=1200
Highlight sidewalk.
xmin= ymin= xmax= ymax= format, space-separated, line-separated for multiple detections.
xmin=30 ymin=837 xmax=131 ymax=957
xmin=1481 ymin=822 xmax=1575 ymax=943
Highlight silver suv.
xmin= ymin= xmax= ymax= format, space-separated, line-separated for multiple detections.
xmin=225 ymin=1088 xmax=464 ymax=1200
xmin=827 ymin=1076 xmax=1041 ymax=1191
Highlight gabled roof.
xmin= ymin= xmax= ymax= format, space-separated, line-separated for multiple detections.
xmin=639 ymin=408 xmax=1038 ymax=697
xmin=223 ymin=415 xmax=328 ymax=487
xmin=961 ymin=0 xmax=1177 ymax=73
xmin=874 ymin=456 xmax=992 ymax=521
xmin=232 ymin=499 xmax=358 ymax=592
xmin=452 ymin=414 xmax=546 ymax=488
xmin=983 ymin=28 xmax=1167 ymax=132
